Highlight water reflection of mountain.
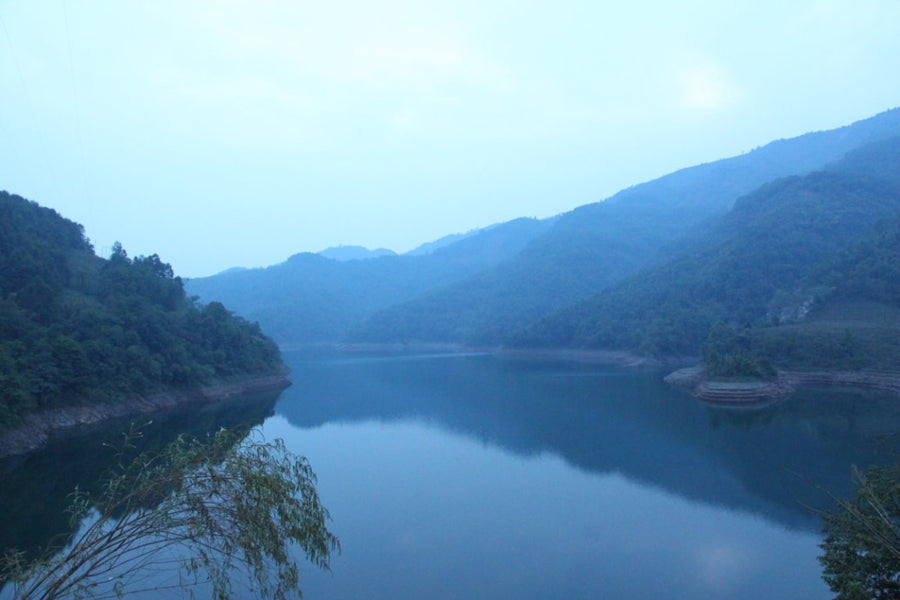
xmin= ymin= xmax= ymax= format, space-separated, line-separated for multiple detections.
xmin=276 ymin=351 xmax=900 ymax=532
xmin=0 ymin=391 xmax=280 ymax=560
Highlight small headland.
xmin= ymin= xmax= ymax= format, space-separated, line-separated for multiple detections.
xmin=665 ymin=365 xmax=900 ymax=404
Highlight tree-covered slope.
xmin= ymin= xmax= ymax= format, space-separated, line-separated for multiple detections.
xmin=0 ymin=191 xmax=283 ymax=428
xmin=186 ymin=216 xmax=553 ymax=343
xmin=351 ymin=108 xmax=900 ymax=345
xmin=510 ymin=137 xmax=900 ymax=369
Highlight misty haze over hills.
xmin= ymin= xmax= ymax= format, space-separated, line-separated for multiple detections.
xmin=187 ymin=107 xmax=900 ymax=371
xmin=315 ymin=224 xmax=502 ymax=262
xmin=188 ymin=217 xmax=553 ymax=343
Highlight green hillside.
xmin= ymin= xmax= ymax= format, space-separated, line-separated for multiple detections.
xmin=742 ymin=213 xmax=900 ymax=372
xmin=351 ymin=109 xmax=900 ymax=345
xmin=186 ymin=216 xmax=553 ymax=343
xmin=510 ymin=138 xmax=900 ymax=371
xmin=0 ymin=192 xmax=283 ymax=428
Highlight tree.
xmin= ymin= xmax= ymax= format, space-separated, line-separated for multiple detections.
xmin=819 ymin=464 xmax=900 ymax=599
xmin=1 ymin=428 xmax=339 ymax=600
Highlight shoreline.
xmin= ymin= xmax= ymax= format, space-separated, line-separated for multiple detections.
xmin=0 ymin=373 xmax=291 ymax=459
xmin=318 ymin=342 xmax=900 ymax=401
xmin=330 ymin=342 xmax=686 ymax=368
xmin=335 ymin=343 xmax=900 ymax=401
xmin=492 ymin=347 xmax=675 ymax=367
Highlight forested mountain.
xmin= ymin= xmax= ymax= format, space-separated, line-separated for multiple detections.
xmin=404 ymin=230 xmax=481 ymax=256
xmin=186 ymin=216 xmax=553 ymax=343
xmin=510 ymin=137 xmax=900 ymax=370
xmin=351 ymin=108 xmax=900 ymax=345
xmin=0 ymin=191 xmax=283 ymax=428
xmin=186 ymin=108 xmax=900 ymax=361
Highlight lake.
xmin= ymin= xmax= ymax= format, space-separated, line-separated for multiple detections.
xmin=4 ymin=348 xmax=900 ymax=599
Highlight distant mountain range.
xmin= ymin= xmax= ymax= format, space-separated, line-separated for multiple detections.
xmin=187 ymin=217 xmax=553 ymax=343
xmin=187 ymin=108 xmax=900 ymax=370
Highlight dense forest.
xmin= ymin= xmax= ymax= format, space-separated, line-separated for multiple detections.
xmin=186 ymin=216 xmax=553 ymax=343
xmin=0 ymin=191 xmax=283 ymax=428
xmin=510 ymin=137 xmax=900 ymax=372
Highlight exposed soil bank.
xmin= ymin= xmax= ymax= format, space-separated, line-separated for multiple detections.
xmin=665 ymin=365 xmax=900 ymax=404
xmin=779 ymin=370 xmax=900 ymax=394
xmin=0 ymin=373 xmax=291 ymax=459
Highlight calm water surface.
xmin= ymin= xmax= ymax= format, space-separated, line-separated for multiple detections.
xmin=4 ymin=349 xmax=900 ymax=599
xmin=262 ymin=349 xmax=899 ymax=600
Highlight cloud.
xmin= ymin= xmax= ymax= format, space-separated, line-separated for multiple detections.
xmin=173 ymin=1 xmax=511 ymax=94
xmin=142 ymin=0 xmax=516 ymax=147
xmin=678 ymin=65 xmax=737 ymax=111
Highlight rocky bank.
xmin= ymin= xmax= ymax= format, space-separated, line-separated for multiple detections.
xmin=0 ymin=373 xmax=291 ymax=458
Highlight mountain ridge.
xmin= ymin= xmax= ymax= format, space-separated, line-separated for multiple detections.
xmin=186 ymin=108 xmax=900 ymax=360
xmin=508 ymin=136 xmax=900 ymax=374
xmin=350 ymin=108 xmax=900 ymax=346
xmin=186 ymin=216 xmax=554 ymax=343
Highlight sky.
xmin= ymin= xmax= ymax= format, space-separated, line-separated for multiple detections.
xmin=1 ymin=1 xmax=899 ymax=278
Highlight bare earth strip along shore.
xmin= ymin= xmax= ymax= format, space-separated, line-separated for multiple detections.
xmin=0 ymin=374 xmax=290 ymax=459
xmin=329 ymin=344 xmax=900 ymax=405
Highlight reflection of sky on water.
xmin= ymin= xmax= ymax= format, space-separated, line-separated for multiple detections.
xmin=5 ymin=350 xmax=896 ymax=599
xmin=263 ymin=350 xmax=900 ymax=599
xmin=263 ymin=415 xmax=827 ymax=600
xmin=276 ymin=352 xmax=900 ymax=535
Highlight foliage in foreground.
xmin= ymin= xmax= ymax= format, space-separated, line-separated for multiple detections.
xmin=1 ymin=428 xmax=338 ymax=600
xmin=820 ymin=464 xmax=900 ymax=599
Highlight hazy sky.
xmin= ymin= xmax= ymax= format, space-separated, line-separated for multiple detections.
xmin=1 ymin=1 xmax=899 ymax=277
